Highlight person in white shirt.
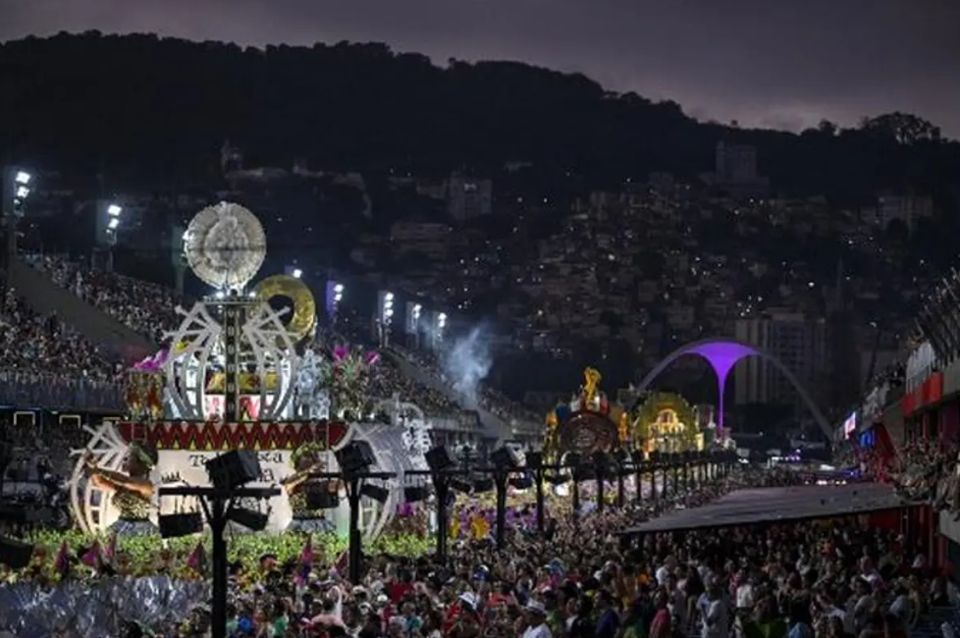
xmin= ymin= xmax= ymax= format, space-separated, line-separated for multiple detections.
xmin=656 ymin=556 xmax=678 ymax=587
xmin=522 ymin=600 xmax=553 ymax=638
xmin=701 ymin=584 xmax=729 ymax=638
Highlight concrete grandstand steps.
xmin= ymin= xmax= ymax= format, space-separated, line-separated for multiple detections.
xmin=9 ymin=258 xmax=154 ymax=362
xmin=382 ymin=348 xmax=512 ymax=443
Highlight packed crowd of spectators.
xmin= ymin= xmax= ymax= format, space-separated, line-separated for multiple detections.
xmin=370 ymin=356 xmax=462 ymax=417
xmin=889 ymin=441 xmax=959 ymax=511
xmin=0 ymin=284 xmax=123 ymax=409
xmin=209 ymin=474 xmax=950 ymax=638
xmin=26 ymin=254 xmax=182 ymax=343
xmin=9 ymin=465 xmax=952 ymax=638
xmin=16 ymin=464 xmax=956 ymax=638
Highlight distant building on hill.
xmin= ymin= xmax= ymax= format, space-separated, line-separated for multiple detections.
xmin=734 ymin=308 xmax=827 ymax=409
xmin=704 ymin=141 xmax=770 ymax=197
xmin=447 ymin=174 xmax=492 ymax=222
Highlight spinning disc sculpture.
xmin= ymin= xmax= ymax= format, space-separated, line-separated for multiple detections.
xmin=165 ymin=202 xmax=302 ymax=422
xmin=183 ymin=202 xmax=266 ymax=291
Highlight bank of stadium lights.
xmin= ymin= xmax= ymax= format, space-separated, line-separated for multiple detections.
xmin=377 ymin=291 xmax=395 ymax=347
xmin=107 ymin=204 xmax=123 ymax=232
xmin=292 ymin=268 xmax=303 ymax=279
xmin=102 ymin=202 xmax=123 ymax=247
xmin=333 ymin=283 xmax=344 ymax=302
xmin=8 ymin=170 xmax=32 ymax=212
xmin=383 ymin=292 xmax=395 ymax=320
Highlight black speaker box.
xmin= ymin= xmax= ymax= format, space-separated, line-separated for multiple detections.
xmin=205 ymin=450 xmax=261 ymax=489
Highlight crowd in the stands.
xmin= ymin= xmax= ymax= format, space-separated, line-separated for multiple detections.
xmin=6 ymin=465 xmax=952 ymax=638
xmin=26 ymin=253 xmax=182 ymax=343
xmin=391 ymin=345 xmax=541 ymax=426
xmin=369 ymin=356 xmax=462 ymax=417
xmin=0 ymin=285 xmax=118 ymax=381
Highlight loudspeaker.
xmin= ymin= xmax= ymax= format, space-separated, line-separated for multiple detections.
xmin=0 ymin=537 xmax=34 ymax=569
xmin=335 ymin=441 xmax=376 ymax=475
xmin=228 ymin=507 xmax=269 ymax=531
xmin=404 ymin=486 xmax=429 ymax=503
xmin=490 ymin=446 xmax=520 ymax=469
xmin=361 ymin=483 xmax=389 ymax=504
xmin=205 ymin=450 xmax=261 ymax=490
xmin=473 ymin=477 xmax=495 ymax=493
xmin=450 ymin=478 xmax=473 ymax=494
xmin=159 ymin=512 xmax=204 ymax=538
xmin=509 ymin=475 xmax=533 ymax=490
xmin=306 ymin=487 xmax=340 ymax=509
xmin=425 ymin=446 xmax=455 ymax=472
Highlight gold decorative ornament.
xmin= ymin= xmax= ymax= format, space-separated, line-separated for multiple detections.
xmin=254 ymin=274 xmax=317 ymax=340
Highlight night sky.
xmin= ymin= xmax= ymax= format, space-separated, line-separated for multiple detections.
xmin=3 ymin=0 xmax=959 ymax=138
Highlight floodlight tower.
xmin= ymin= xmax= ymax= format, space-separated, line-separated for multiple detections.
xmin=377 ymin=291 xmax=395 ymax=347
xmin=326 ymin=280 xmax=344 ymax=325
xmin=2 ymin=168 xmax=32 ymax=288
xmin=406 ymin=302 xmax=423 ymax=349
xmin=95 ymin=202 xmax=123 ymax=272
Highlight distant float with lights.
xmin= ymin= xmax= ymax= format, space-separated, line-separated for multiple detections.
xmin=544 ymin=368 xmax=714 ymax=463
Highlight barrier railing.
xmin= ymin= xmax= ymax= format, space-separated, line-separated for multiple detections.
xmin=0 ymin=369 xmax=123 ymax=411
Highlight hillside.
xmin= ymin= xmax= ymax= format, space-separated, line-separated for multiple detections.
xmin=0 ymin=32 xmax=957 ymax=203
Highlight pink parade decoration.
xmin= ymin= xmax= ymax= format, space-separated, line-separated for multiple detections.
xmin=80 ymin=541 xmax=101 ymax=568
xmin=298 ymin=536 xmax=314 ymax=567
xmin=332 ymin=345 xmax=349 ymax=362
xmin=364 ymin=350 xmax=380 ymax=366
xmin=295 ymin=536 xmax=314 ymax=586
xmin=54 ymin=541 xmax=70 ymax=578
xmin=186 ymin=542 xmax=206 ymax=572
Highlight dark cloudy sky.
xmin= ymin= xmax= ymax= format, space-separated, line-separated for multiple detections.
xmin=4 ymin=0 xmax=959 ymax=137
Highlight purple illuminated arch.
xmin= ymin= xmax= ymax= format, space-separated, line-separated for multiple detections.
xmin=636 ymin=338 xmax=831 ymax=438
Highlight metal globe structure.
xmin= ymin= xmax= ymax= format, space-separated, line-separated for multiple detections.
xmin=183 ymin=201 xmax=266 ymax=291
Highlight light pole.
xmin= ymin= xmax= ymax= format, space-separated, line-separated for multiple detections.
xmin=3 ymin=168 xmax=32 ymax=289
xmin=378 ymin=291 xmax=395 ymax=347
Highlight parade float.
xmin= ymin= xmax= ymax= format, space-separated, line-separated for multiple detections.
xmin=631 ymin=391 xmax=706 ymax=454
xmin=70 ymin=202 xmax=432 ymax=538
xmin=543 ymin=368 xmax=706 ymax=462
xmin=544 ymin=367 xmax=626 ymax=462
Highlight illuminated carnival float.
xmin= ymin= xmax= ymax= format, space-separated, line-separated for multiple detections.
xmin=72 ymin=202 xmax=431 ymax=537
xmin=543 ymin=368 xmax=707 ymax=463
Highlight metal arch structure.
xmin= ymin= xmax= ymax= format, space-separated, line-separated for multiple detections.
xmin=636 ymin=338 xmax=832 ymax=438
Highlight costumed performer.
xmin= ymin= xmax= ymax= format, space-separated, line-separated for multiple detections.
xmin=83 ymin=441 xmax=158 ymax=535
xmin=282 ymin=442 xmax=341 ymax=533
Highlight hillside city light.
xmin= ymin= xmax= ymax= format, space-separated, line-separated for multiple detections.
xmin=14 ymin=171 xmax=31 ymax=185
